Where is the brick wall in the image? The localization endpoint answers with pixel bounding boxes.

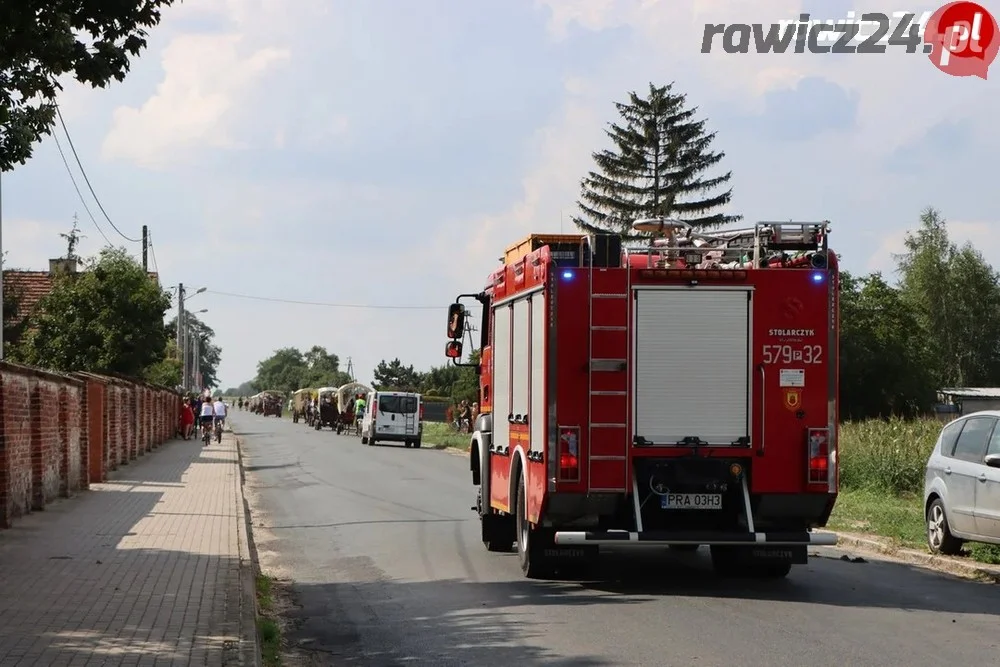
[0,362,182,529]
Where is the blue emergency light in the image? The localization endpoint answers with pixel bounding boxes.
[562,270,574,280]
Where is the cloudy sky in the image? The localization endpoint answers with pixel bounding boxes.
[4,0,998,388]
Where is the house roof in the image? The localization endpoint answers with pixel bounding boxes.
[938,388,1000,400]
[4,267,160,324]
[3,271,55,322]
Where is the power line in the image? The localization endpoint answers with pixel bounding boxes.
[147,232,160,275]
[204,289,447,310]
[54,103,141,243]
[51,131,113,247]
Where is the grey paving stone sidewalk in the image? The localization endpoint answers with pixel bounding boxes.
[0,431,258,666]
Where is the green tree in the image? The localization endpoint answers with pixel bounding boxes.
[838,271,936,419]
[251,346,356,394]
[253,347,308,394]
[223,380,256,396]
[166,313,221,389]
[451,348,481,404]
[0,0,179,171]
[895,207,1000,387]
[421,363,464,396]
[13,247,171,375]
[302,345,352,387]
[2,253,27,354]
[574,82,739,239]
[372,358,423,391]
[142,339,182,388]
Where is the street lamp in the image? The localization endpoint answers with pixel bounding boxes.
[176,282,207,389]
[176,284,206,348]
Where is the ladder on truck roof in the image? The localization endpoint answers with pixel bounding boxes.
[623,218,831,270]
[587,235,630,493]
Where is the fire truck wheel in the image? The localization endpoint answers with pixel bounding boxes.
[516,474,554,578]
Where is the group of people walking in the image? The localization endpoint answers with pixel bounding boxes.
[179,391,229,443]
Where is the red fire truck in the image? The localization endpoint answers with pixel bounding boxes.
[444,219,839,579]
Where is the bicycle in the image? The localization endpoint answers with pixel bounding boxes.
[201,420,212,445]
[354,414,363,437]
[214,417,224,443]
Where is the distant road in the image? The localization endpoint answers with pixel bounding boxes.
[234,412,999,667]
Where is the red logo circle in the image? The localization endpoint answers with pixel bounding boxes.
[924,1,1000,78]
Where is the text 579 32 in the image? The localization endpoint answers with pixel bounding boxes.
[762,344,823,364]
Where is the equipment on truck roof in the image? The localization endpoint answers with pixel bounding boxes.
[444,217,840,581]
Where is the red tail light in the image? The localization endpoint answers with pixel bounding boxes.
[807,428,830,484]
[419,403,424,420]
[372,401,377,417]
[558,426,580,482]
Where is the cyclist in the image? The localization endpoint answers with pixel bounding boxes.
[213,395,228,433]
[199,396,216,443]
[353,393,367,433]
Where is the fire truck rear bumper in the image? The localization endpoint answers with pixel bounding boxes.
[553,530,838,547]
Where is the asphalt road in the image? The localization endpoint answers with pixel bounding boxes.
[234,412,998,667]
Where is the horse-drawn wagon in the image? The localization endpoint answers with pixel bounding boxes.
[291,388,314,423]
[335,382,372,434]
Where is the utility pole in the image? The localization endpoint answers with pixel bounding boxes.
[177,283,185,348]
[182,322,189,391]
[142,225,148,271]
[193,335,201,392]
[178,284,186,390]
[346,357,355,382]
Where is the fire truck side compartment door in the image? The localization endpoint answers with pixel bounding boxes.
[530,293,546,453]
[633,287,752,446]
[493,304,511,454]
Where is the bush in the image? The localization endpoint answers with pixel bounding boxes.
[839,417,942,494]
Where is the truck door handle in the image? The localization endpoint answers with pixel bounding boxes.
[944,467,951,475]
[980,474,988,483]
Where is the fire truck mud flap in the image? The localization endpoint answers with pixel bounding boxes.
[553,530,837,547]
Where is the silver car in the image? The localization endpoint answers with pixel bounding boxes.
[923,411,1000,554]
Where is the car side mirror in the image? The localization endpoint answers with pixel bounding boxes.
[985,454,1000,469]
[445,340,463,359]
[447,303,466,339]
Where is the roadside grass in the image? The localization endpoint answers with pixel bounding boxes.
[423,422,471,450]
[255,574,282,666]
[832,418,1000,565]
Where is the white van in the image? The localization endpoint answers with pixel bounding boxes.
[361,391,423,448]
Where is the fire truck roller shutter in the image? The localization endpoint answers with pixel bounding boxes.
[490,303,512,508]
[510,297,532,513]
[632,287,752,446]
[529,293,546,455]
[511,299,530,426]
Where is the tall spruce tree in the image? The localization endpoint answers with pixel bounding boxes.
[574,82,739,239]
